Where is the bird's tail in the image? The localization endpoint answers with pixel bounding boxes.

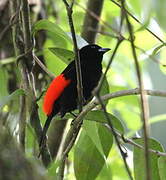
[39,115,53,149]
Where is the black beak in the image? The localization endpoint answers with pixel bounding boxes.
[98,48,111,53]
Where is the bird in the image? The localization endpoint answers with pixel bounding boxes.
[40,44,110,148]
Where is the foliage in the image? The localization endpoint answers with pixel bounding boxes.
[0,0,166,179]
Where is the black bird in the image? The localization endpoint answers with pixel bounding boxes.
[41,44,110,147]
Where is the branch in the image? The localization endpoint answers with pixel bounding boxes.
[92,13,133,177]
[10,0,51,166]
[81,0,104,43]
[74,88,166,132]
[21,0,34,72]
[77,1,166,65]
[9,0,29,152]
[110,0,165,44]
[89,29,166,66]
[94,38,123,94]
[104,125,166,157]
[62,0,84,112]
[76,2,120,36]
[57,87,166,179]
[94,93,133,180]
[33,53,55,79]
[121,1,151,179]
[57,0,84,178]
[18,95,26,151]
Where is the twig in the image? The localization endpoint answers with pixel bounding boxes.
[95,93,133,180]
[77,1,166,65]
[9,0,29,152]
[33,53,55,79]
[62,0,84,112]
[89,28,166,66]
[57,0,84,179]
[92,12,133,176]
[18,95,26,151]
[110,0,165,44]
[94,38,123,93]
[121,1,151,179]
[76,2,120,36]
[81,0,104,43]
[30,101,52,167]
[56,87,166,179]
[104,125,166,157]
[21,0,34,72]
[10,0,52,165]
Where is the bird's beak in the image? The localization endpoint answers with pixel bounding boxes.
[98,48,111,53]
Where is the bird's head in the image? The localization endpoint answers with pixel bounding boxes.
[79,44,110,64]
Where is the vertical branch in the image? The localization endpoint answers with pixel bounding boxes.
[21,0,34,72]
[95,94,133,180]
[81,0,104,43]
[93,40,133,180]
[94,38,123,93]
[20,0,52,166]
[121,0,150,179]
[10,0,51,165]
[18,95,26,151]
[56,0,85,178]
[9,0,29,152]
[62,0,84,112]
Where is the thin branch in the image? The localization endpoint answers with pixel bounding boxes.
[73,88,166,134]
[56,87,166,179]
[9,0,29,152]
[76,2,121,36]
[94,93,133,180]
[110,0,165,44]
[18,95,26,151]
[81,0,104,43]
[57,0,84,178]
[10,0,52,165]
[33,53,55,79]
[89,28,166,66]
[77,1,166,65]
[105,125,166,157]
[21,0,34,72]
[62,0,84,112]
[91,6,133,177]
[120,1,151,179]
[94,38,123,94]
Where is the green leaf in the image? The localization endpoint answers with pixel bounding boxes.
[100,76,109,105]
[152,43,166,56]
[43,39,66,75]
[74,129,106,180]
[83,121,113,158]
[155,0,166,29]
[149,114,166,124]
[96,163,112,180]
[0,57,15,65]
[49,47,74,64]
[32,19,72,45]
[133,138,164,180]
[0,89,25,109]
[0,67,8,99]
[67,33,88,48]
[127,0,141,16]
[158,156,166,180]
[85,110,124,133]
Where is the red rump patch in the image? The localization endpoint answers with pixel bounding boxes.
[43,74,71,116]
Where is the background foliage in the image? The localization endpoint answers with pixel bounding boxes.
[0,0,166,179]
